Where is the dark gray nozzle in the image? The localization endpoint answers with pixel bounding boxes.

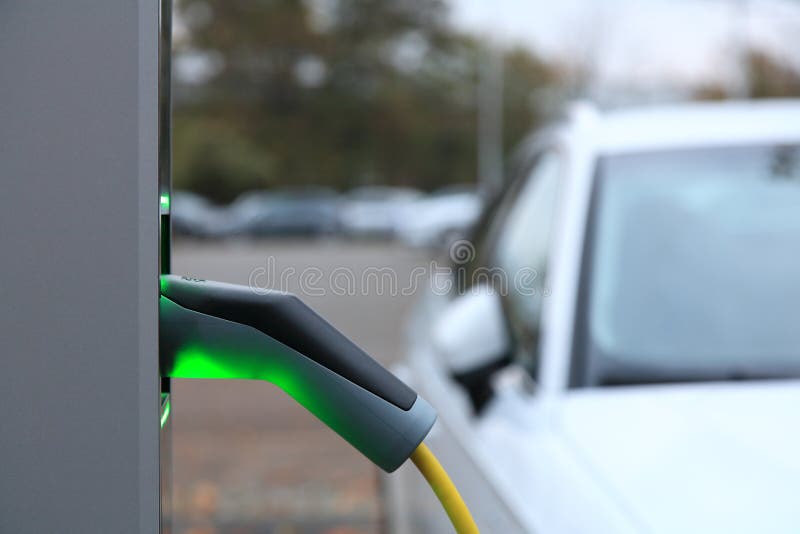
[159,275,436,472]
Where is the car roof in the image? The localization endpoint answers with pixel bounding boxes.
[569,100,800,155]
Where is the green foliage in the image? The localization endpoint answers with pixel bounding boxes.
[173,0,561,202]
[503,47,560,154]
[173,115,275,203]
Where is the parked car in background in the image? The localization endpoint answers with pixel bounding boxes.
[221,187,341,238]
[384,101,800,533]
[171,191,225,238]
[172,185,482,244]
[395,185,483,249]
[339,186,422,239]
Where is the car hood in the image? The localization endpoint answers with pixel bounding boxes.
[557,381,800,533]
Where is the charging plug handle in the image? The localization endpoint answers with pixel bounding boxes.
[159,275,436,472]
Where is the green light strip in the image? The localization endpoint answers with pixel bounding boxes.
[171,345,333,426]
[160,398,171,429]
[160,194,170,210]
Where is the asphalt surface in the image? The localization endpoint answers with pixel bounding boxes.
[169,239,431,534]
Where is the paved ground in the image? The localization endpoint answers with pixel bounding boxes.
[169,239,431,534]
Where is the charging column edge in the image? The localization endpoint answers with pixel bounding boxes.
[158,0,174,531]
[0,2,161,532]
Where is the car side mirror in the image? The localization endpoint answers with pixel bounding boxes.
[431,286,511,413]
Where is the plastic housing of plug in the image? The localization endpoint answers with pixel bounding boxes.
[159,275,436,472]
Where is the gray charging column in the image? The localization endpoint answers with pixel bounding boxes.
[0,2,160,533]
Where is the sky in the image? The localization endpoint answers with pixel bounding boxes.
[447,0,800,89]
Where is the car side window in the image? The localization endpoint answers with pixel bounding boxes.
[456,150,544,293]
[493,149,562,377]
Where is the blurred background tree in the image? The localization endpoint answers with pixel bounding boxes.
[173,1,800,204]
[173,0,562,203]
[695,47,800,101]
[746,49,800,99]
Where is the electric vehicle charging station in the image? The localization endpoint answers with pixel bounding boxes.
[0,3,477,532]
[1,2,166,532]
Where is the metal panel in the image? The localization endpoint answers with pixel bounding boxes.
[0,2,160,532]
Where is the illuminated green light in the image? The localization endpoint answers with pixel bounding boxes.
[173,346,303,395]
[160,398,171,429]
[170,345,329,424]
[160,194,170,210]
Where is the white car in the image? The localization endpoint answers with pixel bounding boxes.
[396,186,484,249]
[339,186,422,239]
[384,101,800,534]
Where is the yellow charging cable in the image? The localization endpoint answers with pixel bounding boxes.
[410,442,480,534]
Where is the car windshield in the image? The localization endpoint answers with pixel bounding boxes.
[573,144,800,387]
